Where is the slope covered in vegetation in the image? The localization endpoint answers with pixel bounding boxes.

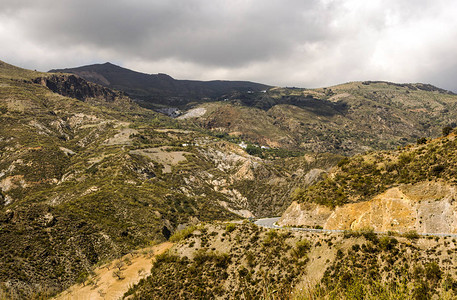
[0,61,337,298]
[293,133,457,208]
[124,223,457,299]
[183,81,457,155]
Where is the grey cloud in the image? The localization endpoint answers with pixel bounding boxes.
[9,0,328,66]
[1,0,457,91]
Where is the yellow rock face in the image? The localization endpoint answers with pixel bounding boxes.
[278,201,333,227]
[280,181,457,234]
[325,188,417,232]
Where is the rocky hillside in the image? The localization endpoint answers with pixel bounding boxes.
[280,132,457,233]
[50,63,457,156]
[32,74,129,105]
[0,60,337,298]
[181,82,457,155]
[49,63,270,108]
[5,58,457,299]
[123,222,457,299]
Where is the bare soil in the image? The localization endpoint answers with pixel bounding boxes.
[54,242,173,300]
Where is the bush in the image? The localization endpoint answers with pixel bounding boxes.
[262,230,279,246]
[292,239,311,258]
[442,126,453,136]
[75,271,89,285]
[225,223,236,233]
[338,157,350,167]
[417,137,427,145]
[169,225,197,242]
[403,230,420,240]
[379,236,398,251]
[425,262,442,283]
[360,228,378,243]
[245,144,262,156]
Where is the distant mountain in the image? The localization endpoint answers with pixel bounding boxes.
[179,81,457,155]
[49,62,270,108]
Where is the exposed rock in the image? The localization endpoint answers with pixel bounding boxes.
[280,181,457,234]
[279,201,332,227]
[40,213,56,227]
[0,175,27,192]
[59,147,76,156]
[156,107,181,118]
[219,200,254,218]
[130,147,190,173]
[178,107,206,119]
[303,168,326,185]
[233,160,255,180]
[104,128,138,145]
[33,74,129,103]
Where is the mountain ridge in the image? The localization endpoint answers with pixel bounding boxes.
[49,62,271,108]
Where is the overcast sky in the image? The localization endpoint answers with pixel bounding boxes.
[1,0,457,91]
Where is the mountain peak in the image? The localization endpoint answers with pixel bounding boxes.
[48,63,271,107]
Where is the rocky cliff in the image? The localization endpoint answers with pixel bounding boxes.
[33,74,130,104]
[280,181,457,234]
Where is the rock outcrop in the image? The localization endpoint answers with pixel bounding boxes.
[33,74,129,103]
[279,181,457,234]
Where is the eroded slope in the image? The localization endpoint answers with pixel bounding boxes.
[280,133,457,233]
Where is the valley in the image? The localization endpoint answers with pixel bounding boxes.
[2,60,457,299]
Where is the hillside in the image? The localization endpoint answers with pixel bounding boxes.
[5,59,457,299]
[181,82,457,155]
[49,63,270,108]
[50,63,457,156]
[123,222,457,299]
[280,132,457,233]
[0,60,336,298]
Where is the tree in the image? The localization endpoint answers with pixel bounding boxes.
[245,144,262,156]
[114,261,125,271]
[416,137,427,145]
[442,126,453,136]
[112,269,124,280]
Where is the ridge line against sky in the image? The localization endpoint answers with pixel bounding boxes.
[1,0,457,91]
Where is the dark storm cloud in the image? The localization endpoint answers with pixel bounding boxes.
[3,0,327,66]
[1,0,457,91]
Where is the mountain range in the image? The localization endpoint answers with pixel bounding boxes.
[2,59,457,299]
[51,62,457,156]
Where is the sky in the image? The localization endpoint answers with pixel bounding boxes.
[1,0,457,91]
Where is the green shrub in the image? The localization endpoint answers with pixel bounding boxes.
[169,225,197,242]
[425,262,442,283]
[442,126,453,136]
[417,137,427,145]
[225,223,236,233]
[379,236,398,251]
[360,228,378,243]
[292,239,311,258]
[403,230,420,240]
